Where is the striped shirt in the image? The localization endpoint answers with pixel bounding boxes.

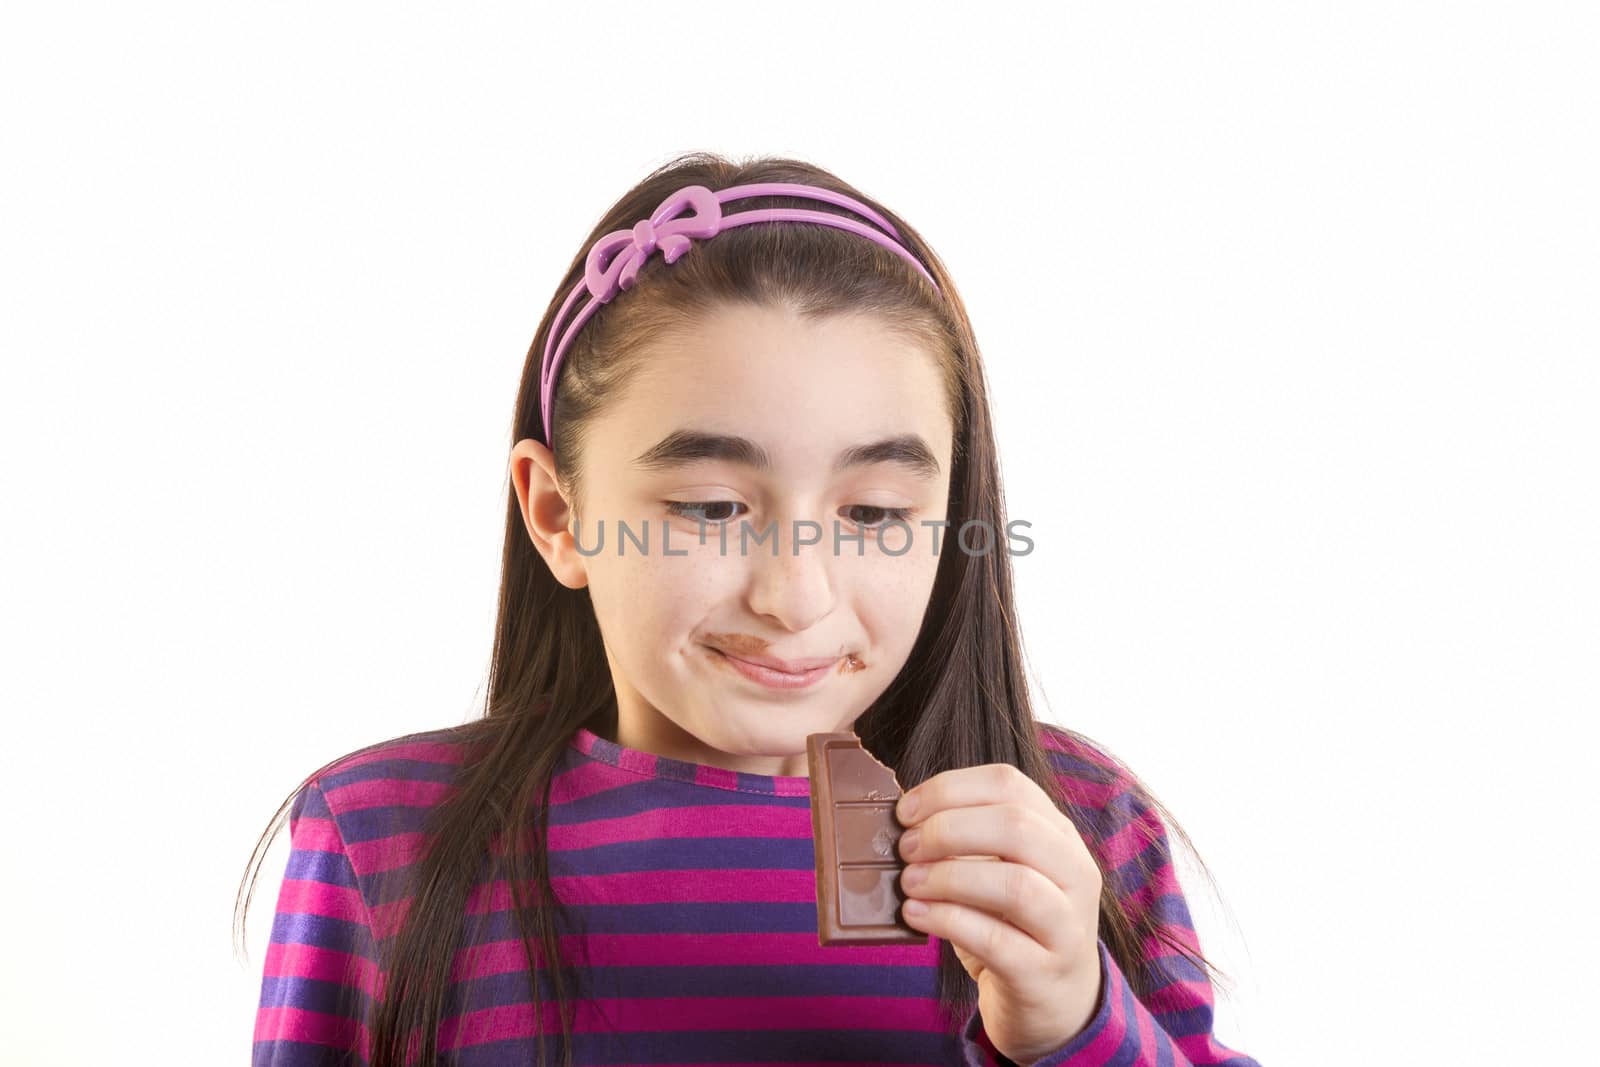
[253,721,1259,1066]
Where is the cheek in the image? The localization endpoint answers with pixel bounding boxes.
[846,549,942,646]
[587,549,738,645]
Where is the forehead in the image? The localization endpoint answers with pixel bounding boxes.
[596,303,953,475]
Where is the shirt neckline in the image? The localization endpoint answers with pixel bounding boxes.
[567,725,814,797]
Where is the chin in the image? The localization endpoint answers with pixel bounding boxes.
[720,709,843,745]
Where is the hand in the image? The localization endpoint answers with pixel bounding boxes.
[895,763,1104,1065]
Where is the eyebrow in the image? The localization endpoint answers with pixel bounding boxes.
[632,430,942,480]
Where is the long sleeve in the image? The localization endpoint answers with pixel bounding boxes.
[253,777,380,1067]
[960,761,1260,1067]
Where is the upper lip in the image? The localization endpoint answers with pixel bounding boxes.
[703,642,842,674]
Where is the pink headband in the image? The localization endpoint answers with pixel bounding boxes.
[537,181,940,444]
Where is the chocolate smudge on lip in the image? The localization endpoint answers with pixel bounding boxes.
[702,632,769,659]
[701,633,866,674]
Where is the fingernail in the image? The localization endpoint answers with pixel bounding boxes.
[898,790,919,824]
[902,863,928,890]
[900,828,921,857]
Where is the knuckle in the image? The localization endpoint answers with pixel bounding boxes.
[1003,804,1032,841]
[1004,864,1031,917]
[979,908,1004,959]
[983,911,1008,959]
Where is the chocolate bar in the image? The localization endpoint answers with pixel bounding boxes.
[806,731,928,946]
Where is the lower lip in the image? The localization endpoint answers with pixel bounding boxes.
[704,646,838,690]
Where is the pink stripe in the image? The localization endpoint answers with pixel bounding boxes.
[446,932,938,981]
[437,995,950,1047]
[369,895,415,941]
[551,759,649,803]
[287,814,344,853]
[263,940,380,996]
[1142,858,1180,895]
[273,877,368,925]
[685,762,810,796]
[1037,728,1128,774]
[447,937,544,982]
[1098,805,1164,869]
[1037,724,1103,760]
[1134,975,1158,1062]
[615,745,660,778]
[1180,1029,1246,1063]
[560,746,810,797]
[696,764,741,789]
[1116,860,1178,912]
[345,829,430,875]
[554,865,812,903]
[323,775,455,812]
[546,805,812,849]
[550,929,938,967]
[1143,919,1203,959]
[253,1005,370,1049]
[464,866,818,915]
[1145,976,1215,1013]
[1054,774,1127,810]
[461,813,816,866]
[1121,880,1158,914]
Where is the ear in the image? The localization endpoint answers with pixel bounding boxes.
[509,437,589,590]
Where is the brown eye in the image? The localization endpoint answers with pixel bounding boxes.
[665,501,747,524]
[842,505,914,529]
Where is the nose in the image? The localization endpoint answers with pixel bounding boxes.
[744,518,838,633]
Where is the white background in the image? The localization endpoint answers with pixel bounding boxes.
[2,3,1595,1064]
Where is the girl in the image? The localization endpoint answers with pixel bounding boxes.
[240,153,1261,1067]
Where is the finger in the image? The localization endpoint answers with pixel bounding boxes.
[897,762,1063,831]
[899,803,1093,898]
[901,856,1074,955]
[901,894,1055,978]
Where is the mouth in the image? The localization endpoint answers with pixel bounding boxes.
[702,645,843,690]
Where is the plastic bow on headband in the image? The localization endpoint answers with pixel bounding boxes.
[584,185,723,305]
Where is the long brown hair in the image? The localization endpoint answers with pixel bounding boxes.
[235,151,1223,1066]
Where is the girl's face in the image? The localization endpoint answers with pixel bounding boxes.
[516,301,954,776]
